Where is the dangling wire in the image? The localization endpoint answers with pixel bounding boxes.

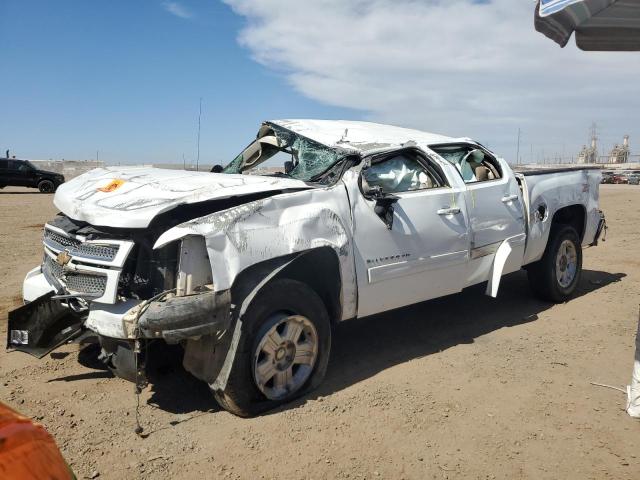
[129,289,176,437]
[134,338,144,436]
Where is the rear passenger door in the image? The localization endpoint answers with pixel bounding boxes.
[4,160,24,186]
[432,144,525,286]
[0,159,9,186]
[7,161,31,187]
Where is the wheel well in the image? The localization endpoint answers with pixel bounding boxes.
[551,204,586,242]
[273,247,342,325]
[230,247,343,325]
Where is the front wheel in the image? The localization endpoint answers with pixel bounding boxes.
[212,278,331,417]
[38,179,55,193]
[527,225,582,302]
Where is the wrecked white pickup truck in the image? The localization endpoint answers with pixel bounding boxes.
[8,120,606,416]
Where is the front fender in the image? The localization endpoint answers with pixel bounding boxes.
[154,186,357,320]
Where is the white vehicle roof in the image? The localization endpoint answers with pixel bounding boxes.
[270,119,470,155]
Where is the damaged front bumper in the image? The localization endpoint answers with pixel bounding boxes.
[7,285,233,385]
[7,292,84,359]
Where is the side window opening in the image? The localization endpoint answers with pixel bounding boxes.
[361,151,446,194]
[430,144,502,184]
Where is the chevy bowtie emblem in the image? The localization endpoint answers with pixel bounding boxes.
[56,250,72,267]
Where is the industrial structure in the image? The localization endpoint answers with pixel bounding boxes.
[577,122,631,165]
[577,123,599,164]
[608,135,630,164]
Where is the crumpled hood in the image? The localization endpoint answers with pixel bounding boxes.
[54,167,312,228]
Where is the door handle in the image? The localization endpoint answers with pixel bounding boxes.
[501,194,519,203]
[437,206,461,216]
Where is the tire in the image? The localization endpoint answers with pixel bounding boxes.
[527,225,582,303]
[38,179,55,193]
[212,278,331,417]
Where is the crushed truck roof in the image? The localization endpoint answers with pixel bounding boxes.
[270,119,469,155]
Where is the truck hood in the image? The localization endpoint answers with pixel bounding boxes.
[54,166,312,229]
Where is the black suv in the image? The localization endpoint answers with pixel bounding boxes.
[0,158,65,193]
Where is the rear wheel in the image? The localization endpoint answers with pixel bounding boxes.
[212,278,331,417]
[38,179,55,193]
[527,225,582,302]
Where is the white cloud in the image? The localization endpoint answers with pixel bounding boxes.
[162,1,193,19]
[223,0,640,162]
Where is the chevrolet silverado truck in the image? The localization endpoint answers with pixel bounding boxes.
[7,120,606,417]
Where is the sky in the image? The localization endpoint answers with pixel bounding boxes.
[1,0,638,167]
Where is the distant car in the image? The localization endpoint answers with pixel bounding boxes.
[0,158,65,193]
[628,174,640,185]
[601,172,614,184]
[612,173,628,184]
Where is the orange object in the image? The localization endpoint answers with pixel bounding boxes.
[0,402,74,480]
[97,178,125,192]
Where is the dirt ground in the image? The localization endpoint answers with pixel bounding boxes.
[1,184,639,479]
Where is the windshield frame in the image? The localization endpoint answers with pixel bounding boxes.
[222,122,350,183]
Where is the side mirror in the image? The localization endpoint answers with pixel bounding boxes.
[361,177,398,230]
[361,180,384,200]
[210,164,223,173]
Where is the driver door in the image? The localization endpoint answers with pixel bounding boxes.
[348,149,470,318]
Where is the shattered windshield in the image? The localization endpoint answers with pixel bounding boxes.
[222,123,343,182]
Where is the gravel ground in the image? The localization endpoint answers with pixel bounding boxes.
[1,184,639,479]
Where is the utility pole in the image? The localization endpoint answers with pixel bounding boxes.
[182,153,186,170]
[196,97,202,172]
[516,128,521,165]
[530,144,533,164]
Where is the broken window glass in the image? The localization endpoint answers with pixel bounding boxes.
[222,123,344,182]
[362,154,439,193]
[430,145,502,183]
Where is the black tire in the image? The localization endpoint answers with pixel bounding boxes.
[212,278,331,417]
[38,179,55,193]
[527,225,582,303]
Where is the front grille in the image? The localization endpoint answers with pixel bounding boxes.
[44,228,119,261]
[45,229,80,249]
[43,255,107,296]
[75,243,119,260]
[65,273,107,294]
[44,254,64,279]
